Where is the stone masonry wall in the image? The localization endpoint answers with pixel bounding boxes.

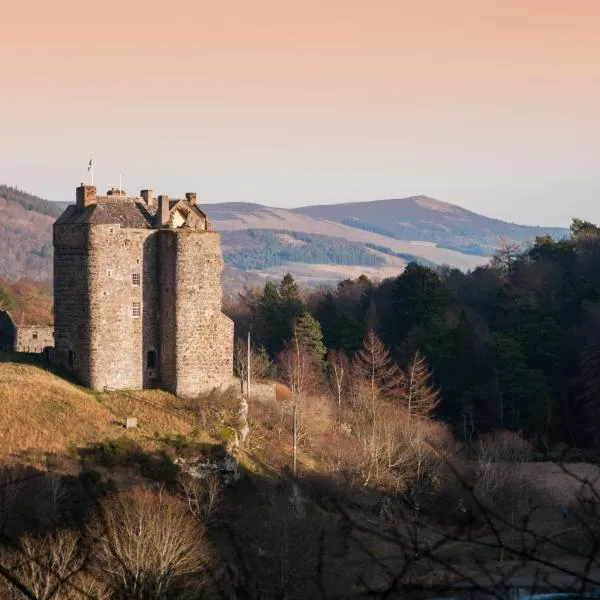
[53,224,91,384]
[160,230,235,396]
[14,326,54,353]
[87,226,159,390]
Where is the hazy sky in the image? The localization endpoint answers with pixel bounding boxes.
[2,0,599,226]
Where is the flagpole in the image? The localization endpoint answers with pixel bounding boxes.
[88,157,94,186]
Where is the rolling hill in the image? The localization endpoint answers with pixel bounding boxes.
[293,195,569,256]
[0,185,570,292]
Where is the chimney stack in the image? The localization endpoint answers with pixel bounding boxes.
[141,189,155,208]
[76,185,97,208]
[158,195,170,226]
[185,192,197,205]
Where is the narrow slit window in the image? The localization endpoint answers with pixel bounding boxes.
[132,302,141,318]
[132,273,141,286]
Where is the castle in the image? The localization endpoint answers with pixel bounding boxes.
[52,184,234,396]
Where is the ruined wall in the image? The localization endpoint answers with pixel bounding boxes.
[159,230,234,396]
[14,326,54,353]
[86,226,158,390]
[53,224,91,384]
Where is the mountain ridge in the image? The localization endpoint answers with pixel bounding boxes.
[0,184,571,289]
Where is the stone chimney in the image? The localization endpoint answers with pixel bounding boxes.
[158,195,170,226]
[185,192,197,205]
[76,184,97,208]
[141,189,155,208]
[107,188,127,197]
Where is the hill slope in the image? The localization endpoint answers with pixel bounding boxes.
[203,202,492,269]
[0,359,209,456]
[293,195,569,256]
[0,184,571,290]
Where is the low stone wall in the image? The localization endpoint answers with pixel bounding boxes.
[14,326,54,354]
[241,381,277,402]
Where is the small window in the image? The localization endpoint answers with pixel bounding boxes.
[106,269,112,277]
[32,332,38,340]
[132,273,141,286]
[147,350,157,369]
[108,227,114,234]
[132,302,141,318]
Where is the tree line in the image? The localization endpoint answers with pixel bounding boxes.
[227,218,600,452]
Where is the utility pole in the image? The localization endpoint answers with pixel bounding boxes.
[246,329,251,400]
[292,404,297,476]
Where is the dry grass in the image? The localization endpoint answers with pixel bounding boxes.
[0,363,115,455]
[99,390,202,441]
[0,363,214,460]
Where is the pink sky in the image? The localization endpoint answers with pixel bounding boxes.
[2,0,599,225]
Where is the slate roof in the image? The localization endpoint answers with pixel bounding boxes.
[56,196,208,229]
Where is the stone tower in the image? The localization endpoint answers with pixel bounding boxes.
[53,184,234,396]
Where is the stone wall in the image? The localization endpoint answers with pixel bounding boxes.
[14,326,54,353]
[53,223,91,384]
[160,230,235,396]
[86,226,159,391]
[241,381,277,402]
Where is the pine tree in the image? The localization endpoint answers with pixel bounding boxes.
[294,311,326,364]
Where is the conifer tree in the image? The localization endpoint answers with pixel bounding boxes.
[399,350,440,420]
[294,311,326,365]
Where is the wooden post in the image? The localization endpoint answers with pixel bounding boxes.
[247,329,251,401]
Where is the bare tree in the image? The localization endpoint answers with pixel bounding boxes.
[278,331,322,397]
[491,237,521,274]
[399,350,440,420]
[0,531,93,600]
[352,330,402,408]
[233,336,273,393]
[94,487,211,600]
[178,473,222,522]
[327,350,349,422]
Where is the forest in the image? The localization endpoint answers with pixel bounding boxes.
[227,218,600,453]
[221,229,386,270]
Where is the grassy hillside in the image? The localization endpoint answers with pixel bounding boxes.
[0,358,223,460]
[293,196,569,255]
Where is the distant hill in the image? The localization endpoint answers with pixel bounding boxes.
[293,195,569,256]
[0,188,57,281]
[0,184,572,292]
[0,185,67,218]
